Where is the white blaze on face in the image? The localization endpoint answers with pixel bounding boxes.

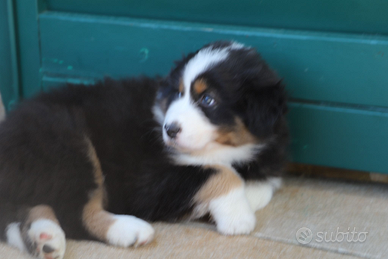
[163,94,216,150]
[163,43,244,151]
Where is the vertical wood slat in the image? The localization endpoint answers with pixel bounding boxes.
[13,0,43,99]
[0,0,20,110]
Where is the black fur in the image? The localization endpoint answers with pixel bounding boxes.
[0,41,288,243]
[0,78,216,240]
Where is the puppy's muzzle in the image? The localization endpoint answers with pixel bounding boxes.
[164,122,181,139]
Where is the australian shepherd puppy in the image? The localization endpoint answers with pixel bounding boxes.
[0,41,288,259]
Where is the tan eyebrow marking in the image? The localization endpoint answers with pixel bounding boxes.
[193,79,208,95]
[179,79,184,94]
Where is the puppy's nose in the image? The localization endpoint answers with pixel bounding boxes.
[164,122,181,139]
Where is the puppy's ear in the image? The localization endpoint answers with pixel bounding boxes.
[243,81,287,138]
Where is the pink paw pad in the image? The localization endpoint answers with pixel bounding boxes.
[39,233,52,240]
[28,220,66,259]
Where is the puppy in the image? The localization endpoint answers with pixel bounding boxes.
[0,41,288,259]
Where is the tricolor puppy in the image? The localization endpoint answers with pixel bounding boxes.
[0,41,288,259]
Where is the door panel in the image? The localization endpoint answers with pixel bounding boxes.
[14,0,42,98]
[46,0,388,35]
[9,0,388,174]
[40,12,388,107]
[289,102,388,173]
[0,0,19,110]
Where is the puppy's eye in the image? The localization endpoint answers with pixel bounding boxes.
[174,91,183,99]
[200,95,216,107]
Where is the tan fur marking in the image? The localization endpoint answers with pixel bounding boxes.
[26,205,59,225]
[85,137,105,188]
[82,137,114,241]
[216,118,257,146]
[82,189,115,241]
[178,80,184,94]
[194,165,243,205]
[21,205,60,242]
[193,79,208,95]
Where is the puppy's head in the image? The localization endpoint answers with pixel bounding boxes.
[154,41,287,154]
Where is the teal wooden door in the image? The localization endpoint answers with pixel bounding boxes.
[0,0,19,111]
[4,0,388,173]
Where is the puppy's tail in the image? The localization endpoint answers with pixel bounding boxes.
[0,91,5,122]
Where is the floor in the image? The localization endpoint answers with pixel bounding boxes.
[1,176,387,259]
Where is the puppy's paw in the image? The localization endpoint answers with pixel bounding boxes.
[209,187,256,235]
[28,219,66,259]
[245,180,276,212]
[216,210,256,235]
[106,215,154,247]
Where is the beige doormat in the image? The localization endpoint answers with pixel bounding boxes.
[1,177,386,259]
[253,177,387,259]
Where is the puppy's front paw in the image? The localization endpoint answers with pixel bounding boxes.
[216,210,256,235]
[106,215,154,247]
[28,219,66,259]
[209,188,256,235]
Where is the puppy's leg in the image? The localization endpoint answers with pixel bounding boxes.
[19,205,66,259]
[194,165,255,235]
[82,138,154,247]
[82,188,154,247]
[245,177,282,212]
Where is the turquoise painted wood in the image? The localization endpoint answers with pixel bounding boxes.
[0,0,20,110]
[288,102,388,173]
[46,0,388,35]
[9,0,388,174]
[14,0,43,98]
[39,12,388,108]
